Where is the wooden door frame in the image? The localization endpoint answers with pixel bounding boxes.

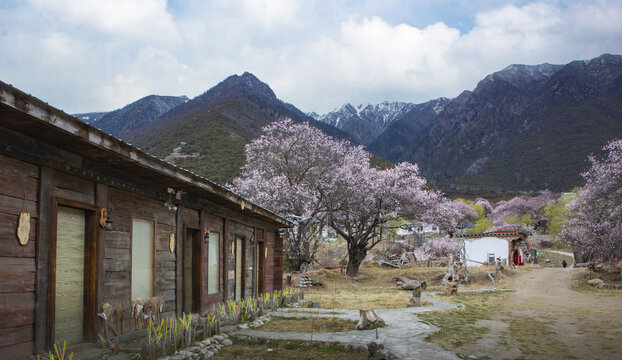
[234,235,246,300]
[258,241,265,295]
[183,225,203,314]
[49,198,99,346]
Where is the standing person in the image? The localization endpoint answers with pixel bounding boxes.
[562,259,568,268]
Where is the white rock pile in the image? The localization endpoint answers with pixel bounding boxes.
[159,333,233,360]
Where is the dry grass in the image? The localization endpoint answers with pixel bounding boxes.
[254,317,358,333]
[212,339,365,359]
[419,292,570,359]
[571,270,622,294]
[295,263,512,309]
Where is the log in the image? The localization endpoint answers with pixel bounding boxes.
[356,309,385,330]
[393,276,426,291]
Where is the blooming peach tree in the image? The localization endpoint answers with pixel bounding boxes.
[232,119,371,270]
[233,119,440,276]
[559,139,622,262]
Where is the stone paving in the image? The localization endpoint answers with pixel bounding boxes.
[231,293,465,360]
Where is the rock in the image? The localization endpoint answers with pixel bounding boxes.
[237,323,249,329]
[223,339,233,346]
[169,355,184,360]
[249,320,264,328]
[212,335,225,342]
[613,283,622,289]
[204,350,214,358]
[200,339,211,346]
[587,278,604,286]
[222,333,229,339]
[187,346,201,353]
[468,355,479,360]
[596,282,610,289]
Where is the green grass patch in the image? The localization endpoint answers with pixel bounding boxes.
[417,293,506,348]
[253,317,358,333]
[212,339,364,359]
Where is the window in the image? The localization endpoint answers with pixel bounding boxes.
[132,219,154,301]
[208,232,219,294]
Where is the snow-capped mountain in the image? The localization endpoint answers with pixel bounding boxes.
[312,101,418,145]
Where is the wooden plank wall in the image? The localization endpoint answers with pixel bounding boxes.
[273,233,284,291]
[105,189,178,324]
[0,153,38,358]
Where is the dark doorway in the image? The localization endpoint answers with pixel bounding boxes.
[183,228,202,314]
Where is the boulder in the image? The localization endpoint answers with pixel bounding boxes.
[587,278,604,286]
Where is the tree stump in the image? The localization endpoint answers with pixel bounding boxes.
[366,335,387,360]
[356,309,386,330]
[407,284,422,307]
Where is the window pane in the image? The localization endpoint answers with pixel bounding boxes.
[132,219,154,301]
[208,233,219,294]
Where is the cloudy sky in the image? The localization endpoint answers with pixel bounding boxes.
[1,0,621,114]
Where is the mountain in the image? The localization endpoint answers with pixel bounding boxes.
[369,54,622,196]
[125,72,353,184]
[367,97,451,160]
[91,95,188,137]
[73,112,108,124]
[313,101,418,145]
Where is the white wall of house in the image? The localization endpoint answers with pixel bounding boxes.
[464,237,509,266]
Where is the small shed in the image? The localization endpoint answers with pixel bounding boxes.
[458,231,527,267]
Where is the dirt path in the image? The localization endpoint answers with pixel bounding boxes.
[461,267,622,360]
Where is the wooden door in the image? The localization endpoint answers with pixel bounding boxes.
[235,237,244,301]
[54,206,86,344]
[183,228,201,313]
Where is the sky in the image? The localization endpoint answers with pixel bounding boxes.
[1,0,621,114]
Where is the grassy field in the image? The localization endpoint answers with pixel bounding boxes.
[253,317,358,333]
[537,249,573,268]
[212,339,365,359]
[299,263,511,309]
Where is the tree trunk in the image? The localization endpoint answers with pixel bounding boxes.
[346,246,366,277]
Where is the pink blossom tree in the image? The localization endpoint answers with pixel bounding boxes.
[425,200,478,236]
[233,119,441,276]
[232,119,365,270]
[489,191,556,234]
[559,139,622,262]
[326,162,440,276]
[414,236,461,261]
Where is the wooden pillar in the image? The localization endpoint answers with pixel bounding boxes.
[35,167,52,351]
[175,205,183,315]
[94,184,107,338]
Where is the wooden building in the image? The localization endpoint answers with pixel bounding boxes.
[0,81,290,358]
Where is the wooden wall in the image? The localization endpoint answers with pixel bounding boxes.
[0,153,38,358]
[0,134,285,359]
[105,189,178,322]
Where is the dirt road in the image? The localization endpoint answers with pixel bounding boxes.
[462,267,622,360]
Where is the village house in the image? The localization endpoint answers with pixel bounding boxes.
[0,81,291,358]
[458,231,527,267]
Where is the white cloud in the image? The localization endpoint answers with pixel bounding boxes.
[0,1,621,114]
[29,0,179,43]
